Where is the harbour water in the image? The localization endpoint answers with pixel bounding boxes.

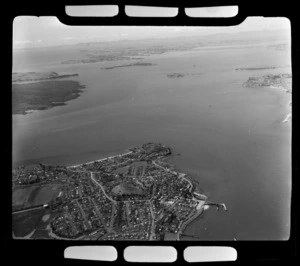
[12,39,291,240]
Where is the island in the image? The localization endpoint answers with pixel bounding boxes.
[12,143,226,240]
[243,73,292,93]
[167,73,185,78]
[12,72,85,115]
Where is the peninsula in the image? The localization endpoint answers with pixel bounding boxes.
[243,73,292,124]
[243,73,292,93]
[12,143,226,240]
[12,72,85,115]
[12,72,79,83]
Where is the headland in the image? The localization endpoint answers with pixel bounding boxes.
[12,143,225,240]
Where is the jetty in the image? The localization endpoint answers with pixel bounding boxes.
[204,201,227,211]
[193,192,208,201]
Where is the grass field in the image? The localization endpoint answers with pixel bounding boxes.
[31,184,62,205]
[113,166,129,174]
[13,184,62,210]
[30,229,51,239]
[112,182,143,195]
[12,186,39,210]
[12,208,57,238]
[12,209,46,237]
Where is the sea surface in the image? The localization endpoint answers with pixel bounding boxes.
[12,40,291,240]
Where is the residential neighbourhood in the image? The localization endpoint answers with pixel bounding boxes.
[12,143,215,240]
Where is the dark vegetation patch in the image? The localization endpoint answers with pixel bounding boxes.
[12,80,85,115]
[12,184,62,211]
[112,182,143,195]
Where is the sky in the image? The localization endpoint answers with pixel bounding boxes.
[12,5,290,49]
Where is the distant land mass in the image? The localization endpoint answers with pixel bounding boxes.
[235,67,277,71]
[52,29,290,66]
[267,43,289,51]
[60,42,197,65]
[12,72,79,83]
[102,62,156,70]
[243,73,292,93]
[12,73,85,115]
[61,55,142,65]
[243,73,292,124]
[167,73,185,78]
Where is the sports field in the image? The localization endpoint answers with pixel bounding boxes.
[13,184,62,210]
[112,182,143,195]
[12,209,46,237]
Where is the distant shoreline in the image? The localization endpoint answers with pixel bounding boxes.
[102,62,156,70]
[68,151,133,168]
[12,71,79,83]
[12,147,132,168]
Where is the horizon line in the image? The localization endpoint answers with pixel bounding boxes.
[13,27,288,51]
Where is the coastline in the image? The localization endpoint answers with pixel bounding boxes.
[164,162,207,240]
[12,147,133,168]
[177,201,205,240]
[175,168,207,240]
[13,144,209,241]
[67,147,208,241]
[68,151,133,168]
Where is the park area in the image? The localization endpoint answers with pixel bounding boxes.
[12,183,62,210]
[112,182,143,195]
[12,183,62,237]
[12,208,47,237]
